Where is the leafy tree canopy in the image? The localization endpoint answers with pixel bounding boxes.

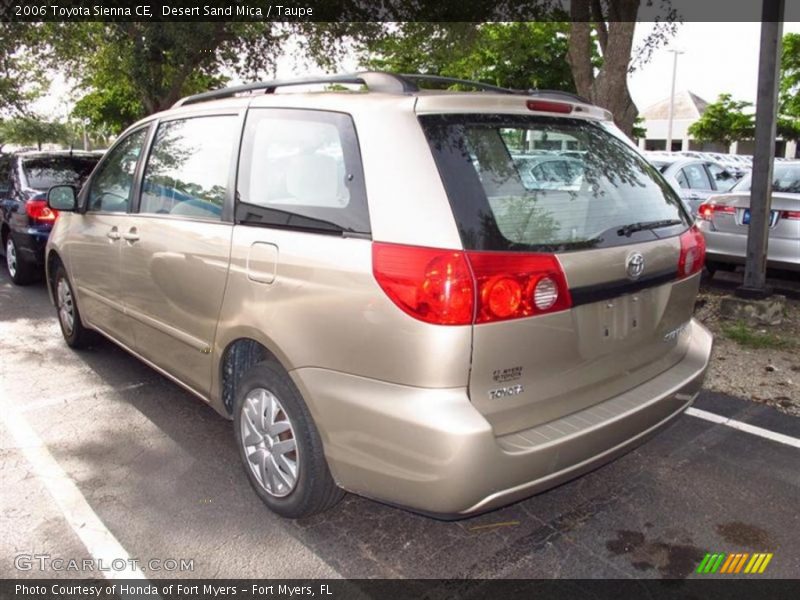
[779,32,800,141]
[359,22,577,92]
[688,93,755,147]
[0,116,75,150]
[0,24,46,116]
[43,22,286,134]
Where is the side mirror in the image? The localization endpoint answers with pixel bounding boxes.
[48,185,77,212]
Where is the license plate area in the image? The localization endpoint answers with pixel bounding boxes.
[600,290,646,342]
[741,208,779,227]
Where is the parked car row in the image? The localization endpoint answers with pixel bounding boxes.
[698,161,800,274]
[643,151,799,274]
[644,153,738,215]
[647,150,753,179]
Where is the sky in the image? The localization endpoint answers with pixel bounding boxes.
[629,22,800,111]
[33,22,800,119]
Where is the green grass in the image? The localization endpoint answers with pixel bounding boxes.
[722,321,797,350]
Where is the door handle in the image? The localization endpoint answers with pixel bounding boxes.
[122,228,139,243]
[107,228,120,241]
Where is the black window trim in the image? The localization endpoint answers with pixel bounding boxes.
[234,107,371,237]
[80,123,154,215]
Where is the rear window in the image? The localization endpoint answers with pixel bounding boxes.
[21,156,99,191]
[732,163,800,194]
[419,115,688,252]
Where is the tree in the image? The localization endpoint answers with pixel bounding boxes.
[44,23,286,133]
[778,32,800,142]
[0,24,45,116]
[632,116,647,141]
[0,116,73,150]
[359,22,577,92]
[688,94,755,147]
[312,9,676,139]
[567,0,678,137]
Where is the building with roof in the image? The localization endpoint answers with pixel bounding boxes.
[638,90,719,152]
[637,90,797,158]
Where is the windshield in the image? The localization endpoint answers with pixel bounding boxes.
[420,114,689,252]
[21,156,99,191]
[731,163,800,194]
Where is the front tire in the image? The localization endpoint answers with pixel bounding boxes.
[233,361,344,518]
[53,264,97,348]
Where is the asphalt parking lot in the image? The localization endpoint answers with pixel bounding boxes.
[2,268,799,580]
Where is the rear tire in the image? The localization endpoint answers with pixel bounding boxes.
[233,361,344,518]
[53,264,97,348]
[5,236,37,285]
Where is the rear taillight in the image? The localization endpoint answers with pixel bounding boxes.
[697,203,735,220]
[372,243,473,325]
[26,199,58,223]
[467,251,572,323]
[781,210,800,220]
[372,243,571,326]
[678,225,706,279]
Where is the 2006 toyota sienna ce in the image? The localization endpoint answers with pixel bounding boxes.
[45,72,713,519]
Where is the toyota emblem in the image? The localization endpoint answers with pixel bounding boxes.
[626,252,645,280]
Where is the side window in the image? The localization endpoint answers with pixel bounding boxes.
[682,163,712,190]
[706,163,735,192]
[140,115,238,220]
[675,169,690,189]
[88,128,148,213]
[237,109,370,234]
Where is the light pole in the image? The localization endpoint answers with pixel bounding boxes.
[665,49,685,152]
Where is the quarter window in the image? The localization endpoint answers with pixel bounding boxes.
[140,116,238,220]
[87,128,148,213]
[237,109,370,234]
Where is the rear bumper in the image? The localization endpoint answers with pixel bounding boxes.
[291,319,713,517]
[10,227,49,266]
[700,226,800,271]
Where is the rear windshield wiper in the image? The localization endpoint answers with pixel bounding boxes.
[617,219,683,237]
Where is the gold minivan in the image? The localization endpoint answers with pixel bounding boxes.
[46,73,713,518]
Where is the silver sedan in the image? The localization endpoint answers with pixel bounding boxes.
[646,155,738,215]
[696,161,800,273]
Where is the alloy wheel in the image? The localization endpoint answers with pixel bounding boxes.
[5,238,17,278]
[239,388,299,497]
[56,277,75,335]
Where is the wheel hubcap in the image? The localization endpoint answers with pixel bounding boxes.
[6,239,16,278]
[240,388,298,497]
[57,277,75,335]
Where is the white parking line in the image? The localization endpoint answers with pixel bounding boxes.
[0,389,145,580]
[686,407,800,450]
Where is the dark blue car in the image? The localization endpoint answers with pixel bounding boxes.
[0,151,101,284]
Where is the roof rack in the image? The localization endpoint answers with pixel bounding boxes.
[172,71,594,108]
[173,72,413,107]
